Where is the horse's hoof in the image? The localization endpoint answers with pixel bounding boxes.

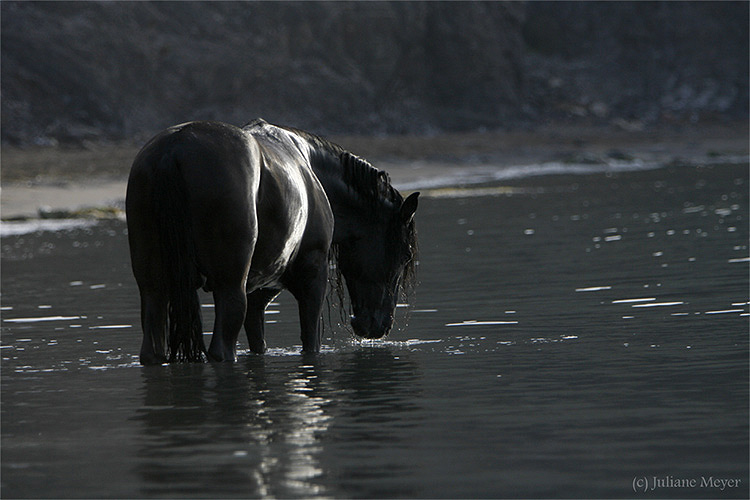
[301,345,321,355]
[207,348,236,362]
[247,341,266,355]
[140,354,168,366]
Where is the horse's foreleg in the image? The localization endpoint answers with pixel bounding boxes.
[289,253,329,353]
[244,288,280,354]
[208,284,247,362]
[139,289,168,365]
[298,292,325,352]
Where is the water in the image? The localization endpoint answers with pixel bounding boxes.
[2,162,748,498]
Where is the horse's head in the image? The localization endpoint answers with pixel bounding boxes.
[335,191,419,339]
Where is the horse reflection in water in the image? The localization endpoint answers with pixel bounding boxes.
[133,351,421,497]
[126,119,419,364]
[134,361,332,497]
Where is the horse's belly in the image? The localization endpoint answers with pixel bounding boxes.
[247,226,304,290]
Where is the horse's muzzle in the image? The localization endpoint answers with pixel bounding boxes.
[351,312,392,339]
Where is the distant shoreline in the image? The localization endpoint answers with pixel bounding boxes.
[2,121,747,220]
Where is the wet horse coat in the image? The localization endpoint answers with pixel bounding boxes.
[126,119,418,364]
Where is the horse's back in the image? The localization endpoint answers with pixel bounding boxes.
[132,121,259,201]
[128,121,260,205]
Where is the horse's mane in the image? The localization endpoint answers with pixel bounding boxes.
[284,126,403,210]
[246,118,402,208]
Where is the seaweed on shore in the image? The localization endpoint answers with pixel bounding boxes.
[2,205,124,222]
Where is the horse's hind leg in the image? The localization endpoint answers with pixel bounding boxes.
[139,288,168,365]
[244,288,281,354]
[208,284,247,362]
[195,210,256,362]
[128,211,168,365]
[202,239,254,362]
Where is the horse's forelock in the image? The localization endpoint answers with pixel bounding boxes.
[325,227,418,337]
[400,216,419,295]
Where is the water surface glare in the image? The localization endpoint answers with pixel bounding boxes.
[2,163,748,498]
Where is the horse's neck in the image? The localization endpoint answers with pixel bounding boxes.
[309,158,356,210]
[309,154,369,244]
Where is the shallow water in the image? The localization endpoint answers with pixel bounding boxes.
[2,162,748,498]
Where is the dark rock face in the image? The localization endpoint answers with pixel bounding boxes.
[1,1,747,145]
[521,2,749,124]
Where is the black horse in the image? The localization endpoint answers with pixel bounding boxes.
[126,119,419,364]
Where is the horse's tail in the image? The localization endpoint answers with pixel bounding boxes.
[153,153,205,362]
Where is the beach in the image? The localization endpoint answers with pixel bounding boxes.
[2,122,747,220]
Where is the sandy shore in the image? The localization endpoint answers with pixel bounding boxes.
[2,122,747,219]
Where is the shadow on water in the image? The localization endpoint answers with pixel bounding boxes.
[132,348,421,498]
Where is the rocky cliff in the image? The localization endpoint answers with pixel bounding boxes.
[2,1,747,145]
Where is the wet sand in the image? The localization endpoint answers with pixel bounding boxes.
[2,122,747,219]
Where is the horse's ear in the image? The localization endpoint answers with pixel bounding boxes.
[400,192,419,224]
